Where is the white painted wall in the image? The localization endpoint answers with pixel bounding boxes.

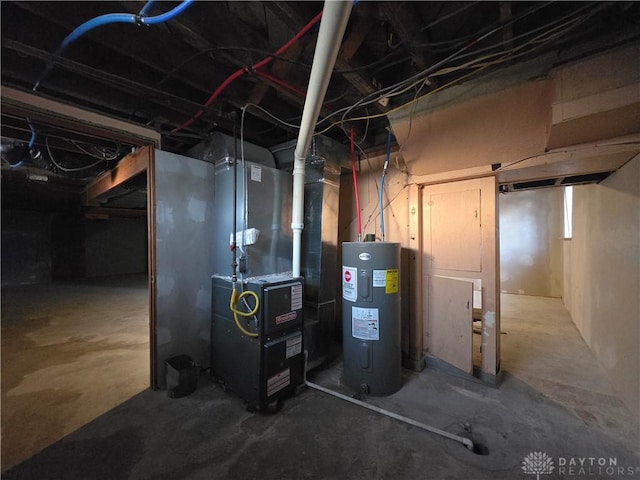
[564,154,640,420]
[500,188,563,297]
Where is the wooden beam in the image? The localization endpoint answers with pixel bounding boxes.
[3,40,223,121]
[268,2,387,113]
[407,183,424,367]
[14,2,214,100]
[1,86,161,148]
[338,7,373,63]
[165,8,333,123]
[413,165,496,186]
[85,207,147,219]
[379,2,442,92]
[83,145,152,205]
[334,9,388,113]
[380,2,428,71]
[248,41,305,105]
[500,2,514,53]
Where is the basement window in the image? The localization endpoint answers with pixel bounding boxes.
[563,185,573,239]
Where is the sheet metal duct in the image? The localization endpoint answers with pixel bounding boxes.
[273,136,347,369]
[188,131,276,168]
[188,134,291,278]
[189,132,346,370]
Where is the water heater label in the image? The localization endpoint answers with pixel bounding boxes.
[373,270,386,287]
[385,269,399,294]
[342,266,357,302]
[352,307,379,341]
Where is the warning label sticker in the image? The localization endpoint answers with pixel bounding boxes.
[286,334,302,359]
[352,306,379,341]
[267,368,290,397]
[342,266,357,302]
[291,284,303,311]
[385,269,399,294]
[373,270,386,287]
[250,165,262,182]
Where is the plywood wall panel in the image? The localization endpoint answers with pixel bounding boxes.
[391,80,554,176]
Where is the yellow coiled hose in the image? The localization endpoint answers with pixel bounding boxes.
[229,288,259,338]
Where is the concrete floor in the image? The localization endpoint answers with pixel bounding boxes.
[2,287,639,479]
[500,294,639,451]
[1,275,149,472]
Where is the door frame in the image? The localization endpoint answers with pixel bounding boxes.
[419,176,501,384]
[2,86,161,388]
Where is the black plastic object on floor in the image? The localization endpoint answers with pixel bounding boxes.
[165,354,199,398]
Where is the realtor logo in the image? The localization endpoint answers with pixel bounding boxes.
[522,451,555,480]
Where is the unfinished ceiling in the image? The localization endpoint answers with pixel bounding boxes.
[1,1,639,195]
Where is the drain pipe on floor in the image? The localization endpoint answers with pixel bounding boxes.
[306,381,475,452]
[291,0,352,277]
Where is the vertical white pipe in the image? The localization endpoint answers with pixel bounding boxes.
[292,0,352,277]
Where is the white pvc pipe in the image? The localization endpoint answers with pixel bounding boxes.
[291,1,352,277]
[306,381,475,451]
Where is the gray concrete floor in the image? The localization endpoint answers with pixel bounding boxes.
[2,287,639,479]
[499,294,639,451]
[1,274,149,472]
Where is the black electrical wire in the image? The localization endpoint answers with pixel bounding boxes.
[316,0,603,129]
[331,23,509,127]
[155,46,313,88]
[370,54,414,77]
[232,111,238,283]
[386,1,481,49]
[432,3,601,70]
[45,135,105,173]
[410,1,593,51]
[334,49,410,74]
[401,0,556,55]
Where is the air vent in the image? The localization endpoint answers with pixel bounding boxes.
[512,178,557,190]
[560,172,612,185]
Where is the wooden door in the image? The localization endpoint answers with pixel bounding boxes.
[421,177,499,379]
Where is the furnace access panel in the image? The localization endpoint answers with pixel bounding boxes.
[211,275,304,411]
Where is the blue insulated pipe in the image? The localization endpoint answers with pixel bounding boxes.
[139,1,156,17]
[34,0,194,91]
[140,0,194,24]
[10,121,37,168]
[379,129,391,241]
[60,0,194,51]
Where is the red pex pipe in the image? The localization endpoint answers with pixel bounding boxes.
[350,128,362,241]
[254,11,323,71]
[255,70,306,98]
[172,11,323,134]
[173,68,245,132]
